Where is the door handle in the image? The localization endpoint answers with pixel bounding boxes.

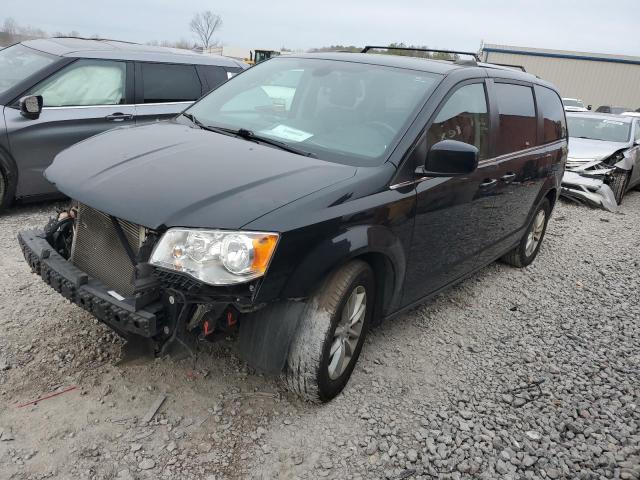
[479,178,498,190]
[105,112,133,122]
[501,173,517,183]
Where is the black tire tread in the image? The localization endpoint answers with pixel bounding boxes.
[0,153,16,212]
[283,260,371,403]
[0,165,9,212]
[501,244,525,268]
[501,198,551,268]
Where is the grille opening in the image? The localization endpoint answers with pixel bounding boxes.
[71,204,144,296]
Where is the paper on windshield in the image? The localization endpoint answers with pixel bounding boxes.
[261,125,313,143]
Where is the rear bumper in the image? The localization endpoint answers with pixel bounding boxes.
[18,229,163,337]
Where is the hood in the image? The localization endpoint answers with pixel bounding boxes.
[45,121,356,229]
[567,137,628,161]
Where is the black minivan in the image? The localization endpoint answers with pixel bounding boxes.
[19,48,567,402]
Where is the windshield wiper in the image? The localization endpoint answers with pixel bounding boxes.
[181,113,236,138]
[235,128,316,157]
[181,115,315,157]
[216,127,315,157]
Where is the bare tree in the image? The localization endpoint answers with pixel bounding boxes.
[189,11,222,50]
[3,17,18,36]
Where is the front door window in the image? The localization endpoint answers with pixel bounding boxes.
[30,59,126,107]
[427,82,490,159]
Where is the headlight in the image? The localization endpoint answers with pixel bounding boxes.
[149,229,279,285]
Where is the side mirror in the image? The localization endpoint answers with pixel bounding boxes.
[587,105,592,111]
[422,140,479,177]
[19,95,43,120]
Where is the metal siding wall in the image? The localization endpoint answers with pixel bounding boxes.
[485,51,640,110]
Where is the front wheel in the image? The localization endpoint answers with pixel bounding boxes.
[0,166,11,212]
[283,260,374,403]
[501,198,550,268]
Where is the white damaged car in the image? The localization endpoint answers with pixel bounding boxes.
[561,112,640,210]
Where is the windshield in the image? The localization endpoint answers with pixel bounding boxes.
[567,116,631,143]
[186,57,441,165]
[0,44,57,96]
[562,99,583,108]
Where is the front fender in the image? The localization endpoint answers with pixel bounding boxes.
[614,150,634,171]
[281,224,406,312]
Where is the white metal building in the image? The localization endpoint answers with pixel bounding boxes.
[481,43,640,111]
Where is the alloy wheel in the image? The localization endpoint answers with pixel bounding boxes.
[327,285,366,380]
[525,209,546,257]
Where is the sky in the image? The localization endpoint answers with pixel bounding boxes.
[3,0,638,56]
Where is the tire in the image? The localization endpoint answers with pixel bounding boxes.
[283,260,374,403]
[0,152,17,212]
[0,165,11,212]
[609,171,630,205]
[501,198,551,268]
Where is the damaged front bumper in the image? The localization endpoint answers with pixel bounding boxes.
[18,230,164,337]
[560,153,632,211]
[561,171,619,212]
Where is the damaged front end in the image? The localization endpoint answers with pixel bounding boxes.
[18,202,266,358]
[560,150,632,211]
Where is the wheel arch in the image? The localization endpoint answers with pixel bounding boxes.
[525,179,559,224]
[279,224,406,320]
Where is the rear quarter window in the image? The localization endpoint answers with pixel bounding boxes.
[494,83,537,155]
[536,86,567,143]
[141,63,202,103]
[199,65,228,92]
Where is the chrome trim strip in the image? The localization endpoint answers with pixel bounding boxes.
[42,101,193,110]
[135,101,193,107]
[479,140,565,165]
[389,177,430,190]
[43,104,135,110]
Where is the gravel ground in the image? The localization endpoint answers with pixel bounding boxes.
[0,192,639,480]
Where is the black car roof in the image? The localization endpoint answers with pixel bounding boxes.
[21,37,245,68]
[289,52,461,74]
[286,52,546,85]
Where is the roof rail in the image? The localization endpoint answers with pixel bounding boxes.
[361,45,480,62]
[52,36,140,45]
[488,62,527,72]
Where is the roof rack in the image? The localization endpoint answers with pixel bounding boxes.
[52,36,140,45]
[361,45,480,62]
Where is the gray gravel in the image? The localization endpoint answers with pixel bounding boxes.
[0,192,639,480]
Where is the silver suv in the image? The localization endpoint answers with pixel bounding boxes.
[0,37,245,209]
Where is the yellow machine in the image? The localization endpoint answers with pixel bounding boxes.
[245,49,280,65]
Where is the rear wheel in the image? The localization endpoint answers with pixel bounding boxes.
[501,198,550,268]
[283,260,374,403]
[609,170,630,205]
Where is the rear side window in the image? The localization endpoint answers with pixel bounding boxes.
[427,83,490,160]
[635,120,640,142]
[200,66,228,92]
[141,63,201,103]
[495,83,536,155]
[536,87,566,143]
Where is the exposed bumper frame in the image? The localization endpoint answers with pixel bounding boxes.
[18,229,163,337]
[560,171,618,212]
